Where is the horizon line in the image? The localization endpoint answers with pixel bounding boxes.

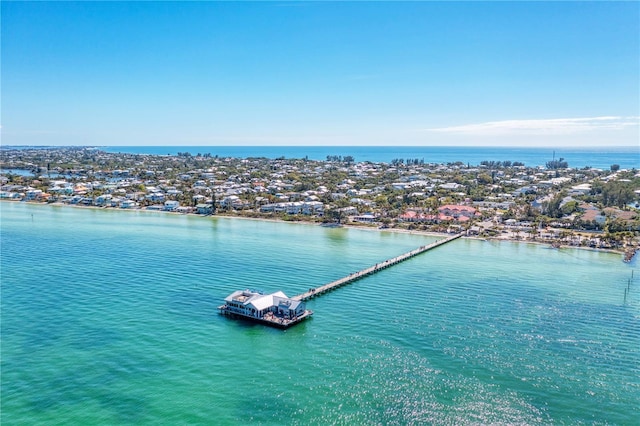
[2,144,638,149]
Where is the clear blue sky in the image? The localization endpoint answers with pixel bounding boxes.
[2,1,638,147]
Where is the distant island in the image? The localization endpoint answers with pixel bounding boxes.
[1,146,638,259]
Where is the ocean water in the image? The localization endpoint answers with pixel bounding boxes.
[100,145,640,170]
[1,202,639,425]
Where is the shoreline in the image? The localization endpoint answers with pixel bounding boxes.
[2,199,631,259]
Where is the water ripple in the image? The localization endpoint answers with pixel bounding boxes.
[1,203,638,424]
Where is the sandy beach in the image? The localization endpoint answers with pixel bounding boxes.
[4,199,631,260]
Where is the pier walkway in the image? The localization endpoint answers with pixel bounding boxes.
[292,232,464,301]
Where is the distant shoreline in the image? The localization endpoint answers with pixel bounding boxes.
[2,199,628,259]
[94,145,640,170]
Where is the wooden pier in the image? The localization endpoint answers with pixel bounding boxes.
[292,232,464,301]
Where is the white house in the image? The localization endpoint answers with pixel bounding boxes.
[352,213,378,223]
[220,290,308,321]
[164,200,180,211]
[302,201,324,215]
[25,189,43,200]
[439,182,464,190]
[120,199,138,209]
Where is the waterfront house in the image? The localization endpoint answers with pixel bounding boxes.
[219,290,311,328]
[196,204,213,215]
[286,201,304,214]
[302,201,324,215]
[220,195,241,209]
[259,204,276,213]
[259,201,324,216]
[120,199,138,209]
[25,189,43,200]
[68,195,84,204]
[227,290,306,318]
[164,200,180,211]
[352,213,378,223]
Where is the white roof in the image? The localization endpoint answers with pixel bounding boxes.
[225,290,292,311]
[249,294,275,311]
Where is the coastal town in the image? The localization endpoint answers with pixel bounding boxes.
[1,146,639,259]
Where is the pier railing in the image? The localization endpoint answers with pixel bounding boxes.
[292,232,464,301]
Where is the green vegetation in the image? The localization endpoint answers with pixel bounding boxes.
[2,147,638,252]
[546,158,569,169]
[592,175,639,208]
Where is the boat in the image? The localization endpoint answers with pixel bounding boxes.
[218,289,313,328]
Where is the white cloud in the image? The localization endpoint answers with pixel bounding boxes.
[427,116,640,136]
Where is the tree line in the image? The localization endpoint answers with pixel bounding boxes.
[326,155,355,163]
[479,160,525,168]
[391,158,425,166]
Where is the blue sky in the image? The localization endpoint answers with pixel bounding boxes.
[2,1,638,147]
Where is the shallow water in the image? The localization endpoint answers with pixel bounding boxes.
[2,202,638,424]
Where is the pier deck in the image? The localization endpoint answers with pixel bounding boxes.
[292,232,464,301]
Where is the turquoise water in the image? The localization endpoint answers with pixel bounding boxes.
[99,145,640,170]
[1,202,639,425]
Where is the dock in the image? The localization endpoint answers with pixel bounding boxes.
[292,232,464,301]
[218,305,313,328]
